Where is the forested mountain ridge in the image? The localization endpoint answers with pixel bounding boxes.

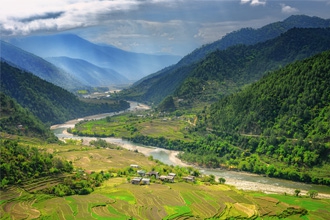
[182,14,330,65]
[177,50,330,184]
[120,15,330,104]
[121,28,330,108]
[0,41,85,91]
[173,28,330,107]
[208,50,330,141]
[0,93,57,141]
[0,61,129,125]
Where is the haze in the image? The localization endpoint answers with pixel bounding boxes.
[1,0,330,56]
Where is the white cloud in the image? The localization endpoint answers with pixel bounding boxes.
[0,0,141,36]
[1,0,329,55]
[280,3,299,14]
[241,0,266,6]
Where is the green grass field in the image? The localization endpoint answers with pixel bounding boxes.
[70,112,195,141]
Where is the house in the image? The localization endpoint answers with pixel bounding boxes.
[159,175,175,183]
[168,173,176,177]
[159,175,168,181]
[146,171,159,179]
[166,175,175,183]
[131,177,150,185]
[141,178,150,185]
[131,177,142,185]
[183,176,195,182]
[137,170,146,176]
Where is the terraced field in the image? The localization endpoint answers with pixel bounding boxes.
[1,141,330,219]
[2,179,326,219]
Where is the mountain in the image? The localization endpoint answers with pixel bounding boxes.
[45,57,129,86]
[0,41,85,91]
[179,50,330,184]
[121,15,330,105]
[0,61,129,125]
[0,92,57,141]
[208,50,330,140]
[182,15,330,65]
[120,28,330,107]
[9,34,182,81]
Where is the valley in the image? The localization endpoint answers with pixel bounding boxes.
[52,103,330,198]
[1,13,330,219]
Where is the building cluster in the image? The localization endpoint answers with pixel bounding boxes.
[130,164,195,185]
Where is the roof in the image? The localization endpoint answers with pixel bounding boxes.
[132,177,142,181]
[146,171,159,175]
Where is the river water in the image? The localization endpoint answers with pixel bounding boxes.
[51,102,330,198]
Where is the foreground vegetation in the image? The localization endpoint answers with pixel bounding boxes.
[1,135,329,219]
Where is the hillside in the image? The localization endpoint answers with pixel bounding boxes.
[120,15,330,105]
[0,41,85,91]
[121,28,330,108]
[0,61,129,125]
[208,50,330,141]
[46,56,128,86]
[9,34,181,81]
[183,14,330,65]
[178,50,330,184]
[0,138,73,188]
[0,93,57,141]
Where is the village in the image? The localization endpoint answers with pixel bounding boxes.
[129,164,195,185]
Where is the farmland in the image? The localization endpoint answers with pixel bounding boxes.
[68,111,196,141]
[1,137,329,219]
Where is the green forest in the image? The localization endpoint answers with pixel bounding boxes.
[0,139,73,188]
[182,50,330,185]
[0,61,129,125]
[0,93,57,141]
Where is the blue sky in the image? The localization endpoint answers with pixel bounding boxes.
[1,0,329,56]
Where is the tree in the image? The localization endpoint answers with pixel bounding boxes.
[294,189,301,197]
[307,190,318,199]
[218,177,226,184]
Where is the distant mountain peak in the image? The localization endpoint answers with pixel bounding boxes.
[9,34,182,81]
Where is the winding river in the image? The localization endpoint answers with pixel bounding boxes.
[51,102,330,198]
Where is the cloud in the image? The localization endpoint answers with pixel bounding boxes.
[241,0,266,6]
[1,0,329,56]
[0,0,141,36]
[280,3,299,14]
[17,12,65,23]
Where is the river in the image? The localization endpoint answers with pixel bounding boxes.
[51,102,330,198]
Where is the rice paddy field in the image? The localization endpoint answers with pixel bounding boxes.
[1,140,330,219]
[2,179,329,219]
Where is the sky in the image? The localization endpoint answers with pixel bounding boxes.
[1,0,330,56]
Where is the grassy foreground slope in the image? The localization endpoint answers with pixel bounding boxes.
[1,137,329,220]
